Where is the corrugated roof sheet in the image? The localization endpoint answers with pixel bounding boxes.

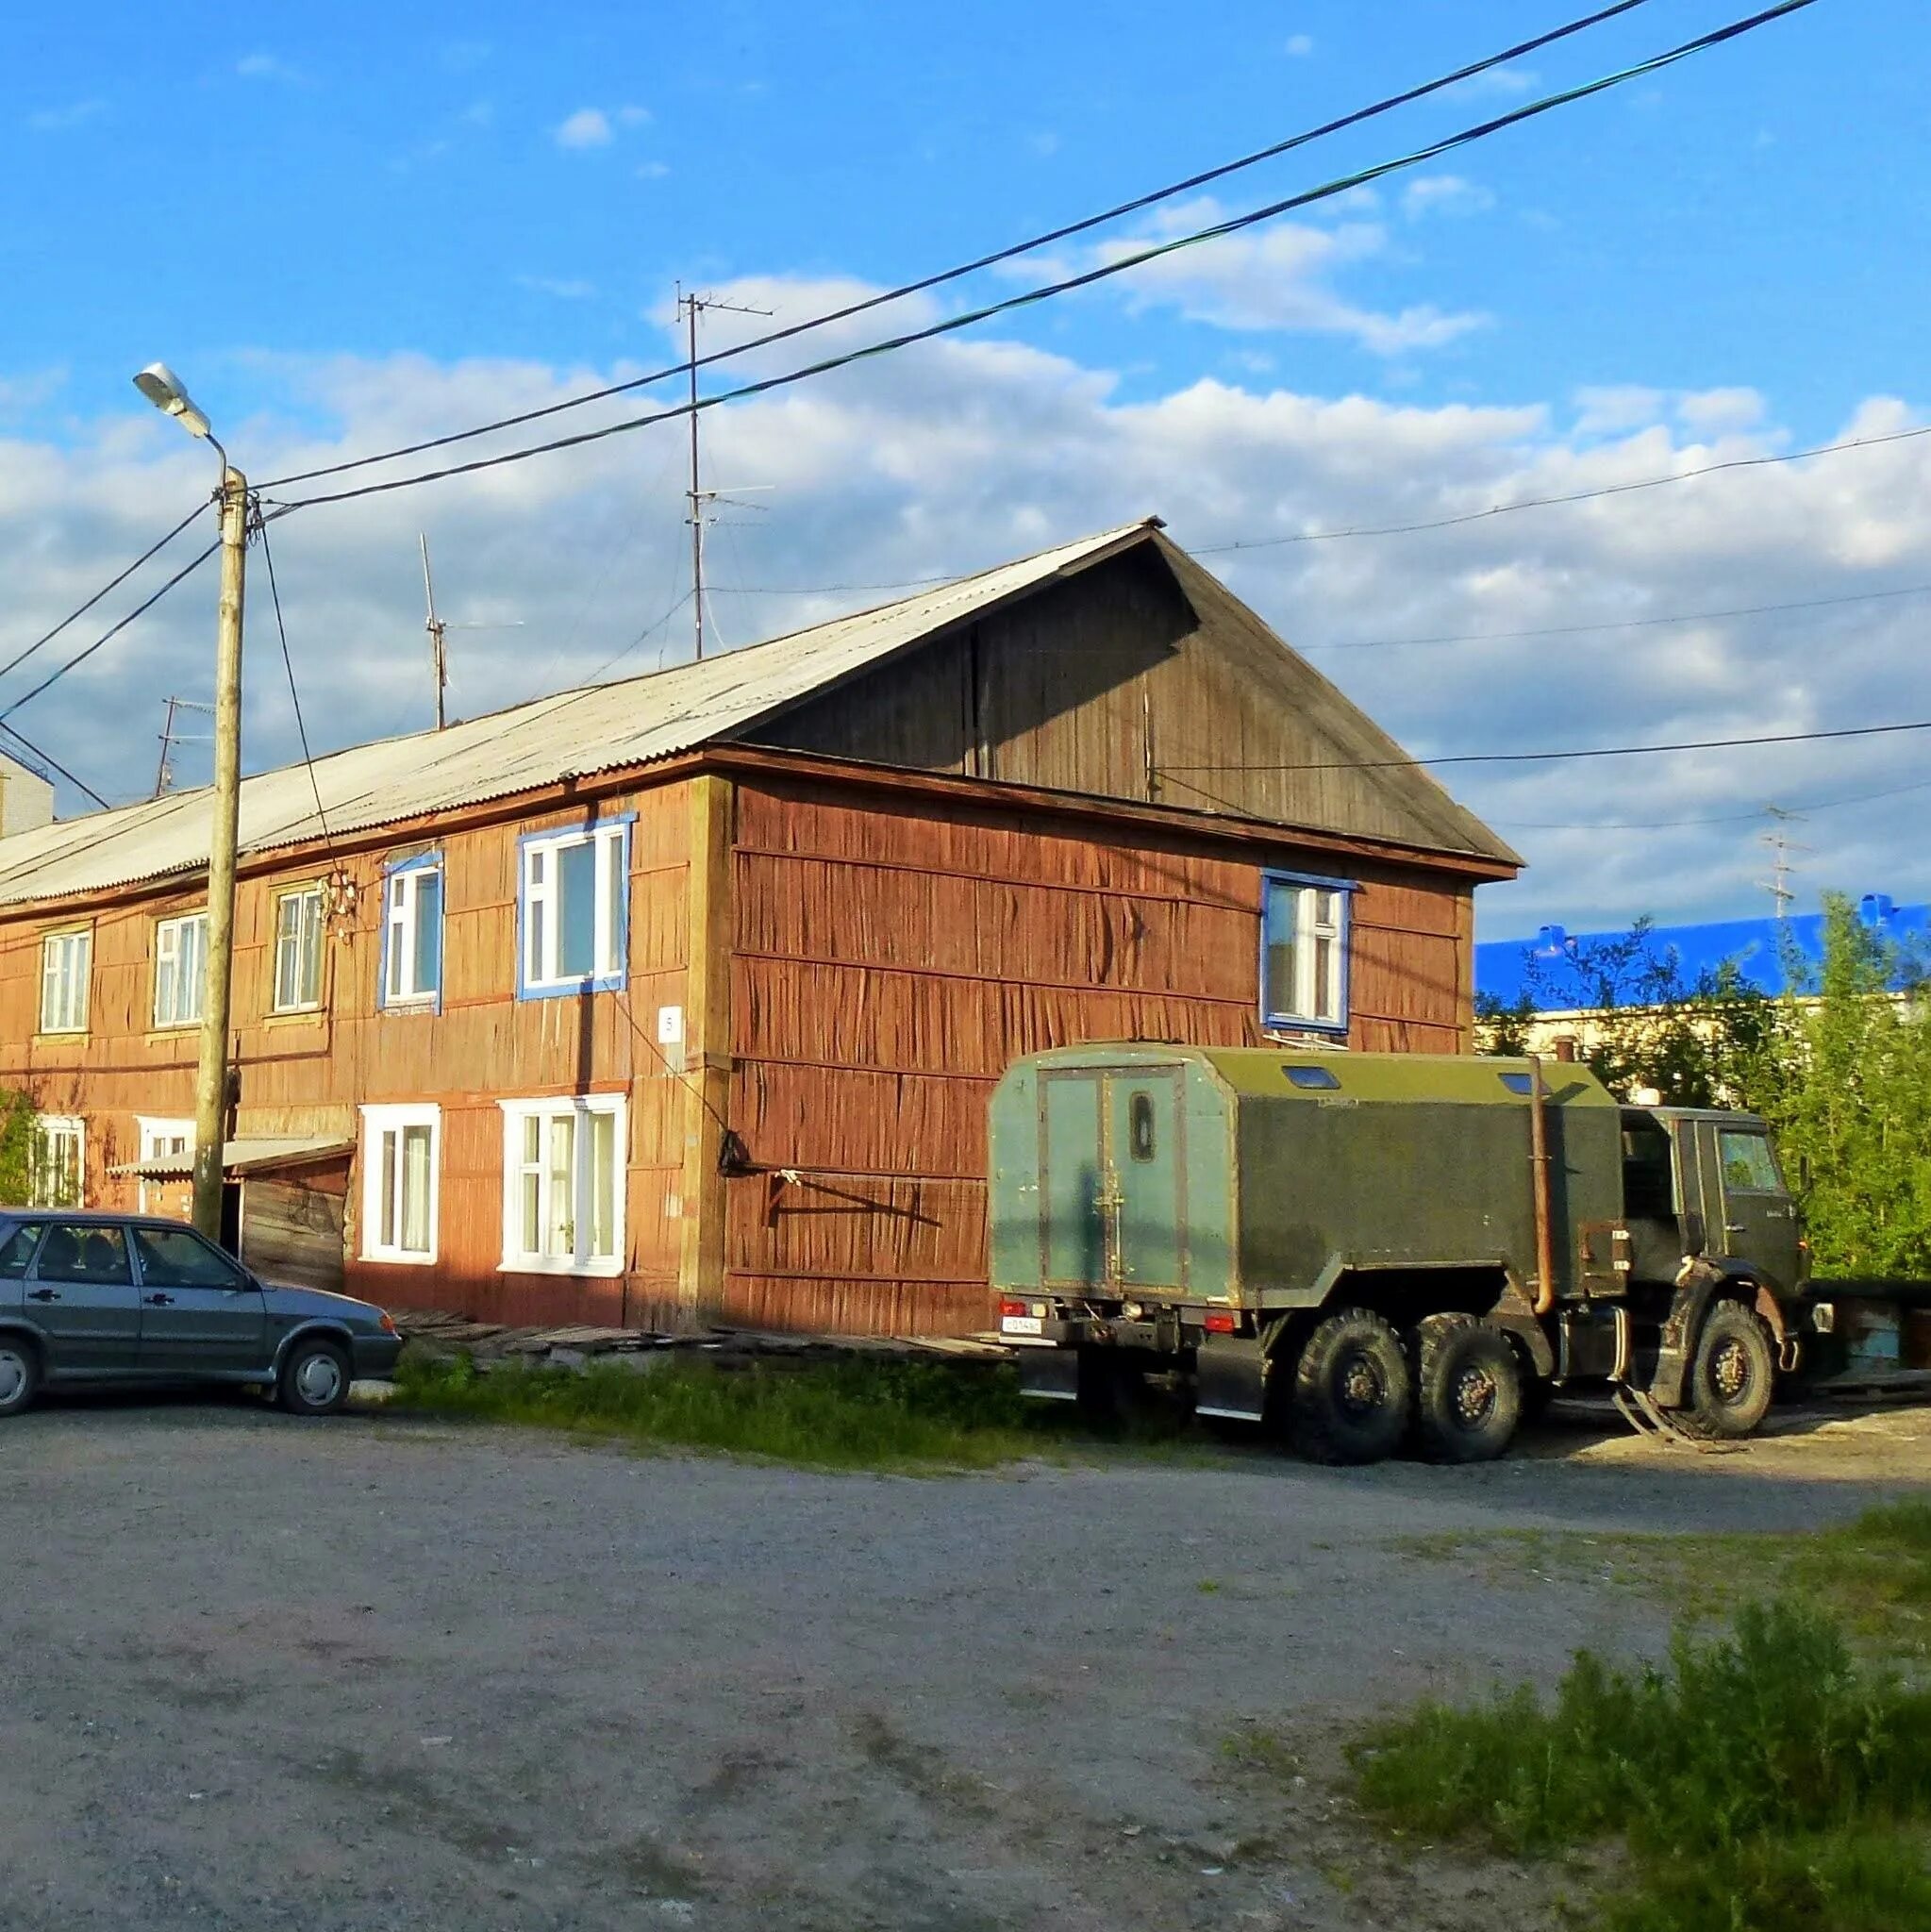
[0,520,1159,909]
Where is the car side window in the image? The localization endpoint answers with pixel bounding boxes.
[36,1224,132,1284]
[133,1227,248,1291]
[0,1224,41,1278]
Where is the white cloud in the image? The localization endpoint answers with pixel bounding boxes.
[1007,198,1487,355]
[1401,175,1494,220]
[555,108,613,149]
[616,105,651,127]
[635,160,671,181]
[236,53,303,82]
[1285,33,1314,57]
[1573,386,1667,435]
[517,275,596,301]
[3,290,1926,940]
[1450,65,1537,99]
[25,100,105,132]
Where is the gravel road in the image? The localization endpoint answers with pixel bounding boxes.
[3,1391,1925,1932]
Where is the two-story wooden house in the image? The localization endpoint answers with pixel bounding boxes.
[0,520,1519,1334]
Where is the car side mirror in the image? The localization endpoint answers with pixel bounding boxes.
[1678,1210,1706,1256]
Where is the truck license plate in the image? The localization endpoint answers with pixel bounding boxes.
[1001,1314,1043,1336]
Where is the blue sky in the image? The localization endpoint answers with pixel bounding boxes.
[2,0,1927,934]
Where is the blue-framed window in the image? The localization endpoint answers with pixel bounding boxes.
[381,852,444,1011]
[1260,871,1356,1034]
[517,816,633,1000]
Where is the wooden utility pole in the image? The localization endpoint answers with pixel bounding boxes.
[191,461,249,1241]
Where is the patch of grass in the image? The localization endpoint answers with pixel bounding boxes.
[391,1348,1040,1471]
[1394,1500,1931,1650]
[1349,1598,1931,1932]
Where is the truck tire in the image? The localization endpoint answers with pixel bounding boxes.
[1410,1314,1523,1463]
[1681,1301,1775,1440]
[1292,1308,1409,1465]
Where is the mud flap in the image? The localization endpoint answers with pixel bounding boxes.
[1014,1346,1081,1403]
[1195,1335,1266,1423]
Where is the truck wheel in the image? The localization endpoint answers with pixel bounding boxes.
[1292,1308,1409,1465]
[1682,1302,1774,1440]
[1411,1314,1523,1463]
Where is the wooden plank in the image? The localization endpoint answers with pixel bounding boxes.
[678,773,734,1323]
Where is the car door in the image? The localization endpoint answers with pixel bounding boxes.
[130,1225,268,1375]
[25,1223,142,1374]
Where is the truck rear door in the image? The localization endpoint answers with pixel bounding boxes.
[1040,1071,1107,1288]
[1107,1070,1186,1293]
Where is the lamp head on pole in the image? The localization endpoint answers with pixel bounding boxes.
[132,361,213,441]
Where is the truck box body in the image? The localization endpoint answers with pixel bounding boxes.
[990,1045,1623,1309]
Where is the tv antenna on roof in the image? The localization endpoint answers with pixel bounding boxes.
[676,284,772,662]
[154,695,214,797]
[420,533,524,729]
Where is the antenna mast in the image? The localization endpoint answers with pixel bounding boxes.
[1757,805,1812,920]
[677,285,770,661]
[154,695,214,798]
[421,533,449,730]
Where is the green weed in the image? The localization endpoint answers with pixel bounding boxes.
[1348,1598,1931,1931]
[391,1347,1040,1472]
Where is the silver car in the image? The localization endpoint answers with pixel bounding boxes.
[0,1210,404,1419]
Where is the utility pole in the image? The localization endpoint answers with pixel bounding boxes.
[676,285,770,661]
[134,362,247,1244]
[421,533,448,730]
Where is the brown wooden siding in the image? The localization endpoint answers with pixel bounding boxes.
[0,779,700,1329]
[722,774,1472,1335]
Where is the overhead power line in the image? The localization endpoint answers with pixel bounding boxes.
[1164,717,1931,778]
[256,514,334,848]
[0,538,220,726]
[1196,421,1931,556]
[265,0,1818,518]
[1490,772,1931,831]
[258,0,1666,492]
[0,499,208,692]
[0,720,110,810]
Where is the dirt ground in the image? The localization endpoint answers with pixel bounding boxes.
[3,1391,1927,1932]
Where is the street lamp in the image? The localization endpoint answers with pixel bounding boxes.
[135,362,247,1245]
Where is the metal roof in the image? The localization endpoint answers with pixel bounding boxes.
[0,520,1161,909]
[108,1133,355,1178]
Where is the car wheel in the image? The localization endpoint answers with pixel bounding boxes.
[1682,1301,1775,1440]
[0,1337,40,1419]
[1410,1313,1523,1463]
[1291,1307,1409,1465]
[278,1337,353,1418]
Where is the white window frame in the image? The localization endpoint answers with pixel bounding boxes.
[154,911,208,1029]
[498,1094,626,1276]
[359,1103,441,1266]
[382,857,444,1008]
[39,927,92,1035]
[29,1117,84,1208]
[519,821,630,997]
[1260,873,1354,1035]
[272,883,326,1014]
[135,1115,195,1215]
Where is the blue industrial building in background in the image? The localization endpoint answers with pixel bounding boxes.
[1476,893,1930,1009]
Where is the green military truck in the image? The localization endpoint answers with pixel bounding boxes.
[988,1045,1832,1463]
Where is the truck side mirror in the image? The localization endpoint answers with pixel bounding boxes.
[1678,1210,1706,1256]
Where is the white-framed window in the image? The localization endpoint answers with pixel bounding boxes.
[29,1117,84,1208]
[499,1094,624,1275]
[382,857,443,1008]
[273,884,325,1013]
[39,928,91,1035]
[154,911,208,1029]
[519,820,630,997]
[1261,873,1354,1034]
[135,1115,195,1214]
[359,1103,441,1264]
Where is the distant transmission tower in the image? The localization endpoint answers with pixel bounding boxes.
[1756,805,1812,920]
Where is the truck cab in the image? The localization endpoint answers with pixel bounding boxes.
[1620,1105,1807,1299]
